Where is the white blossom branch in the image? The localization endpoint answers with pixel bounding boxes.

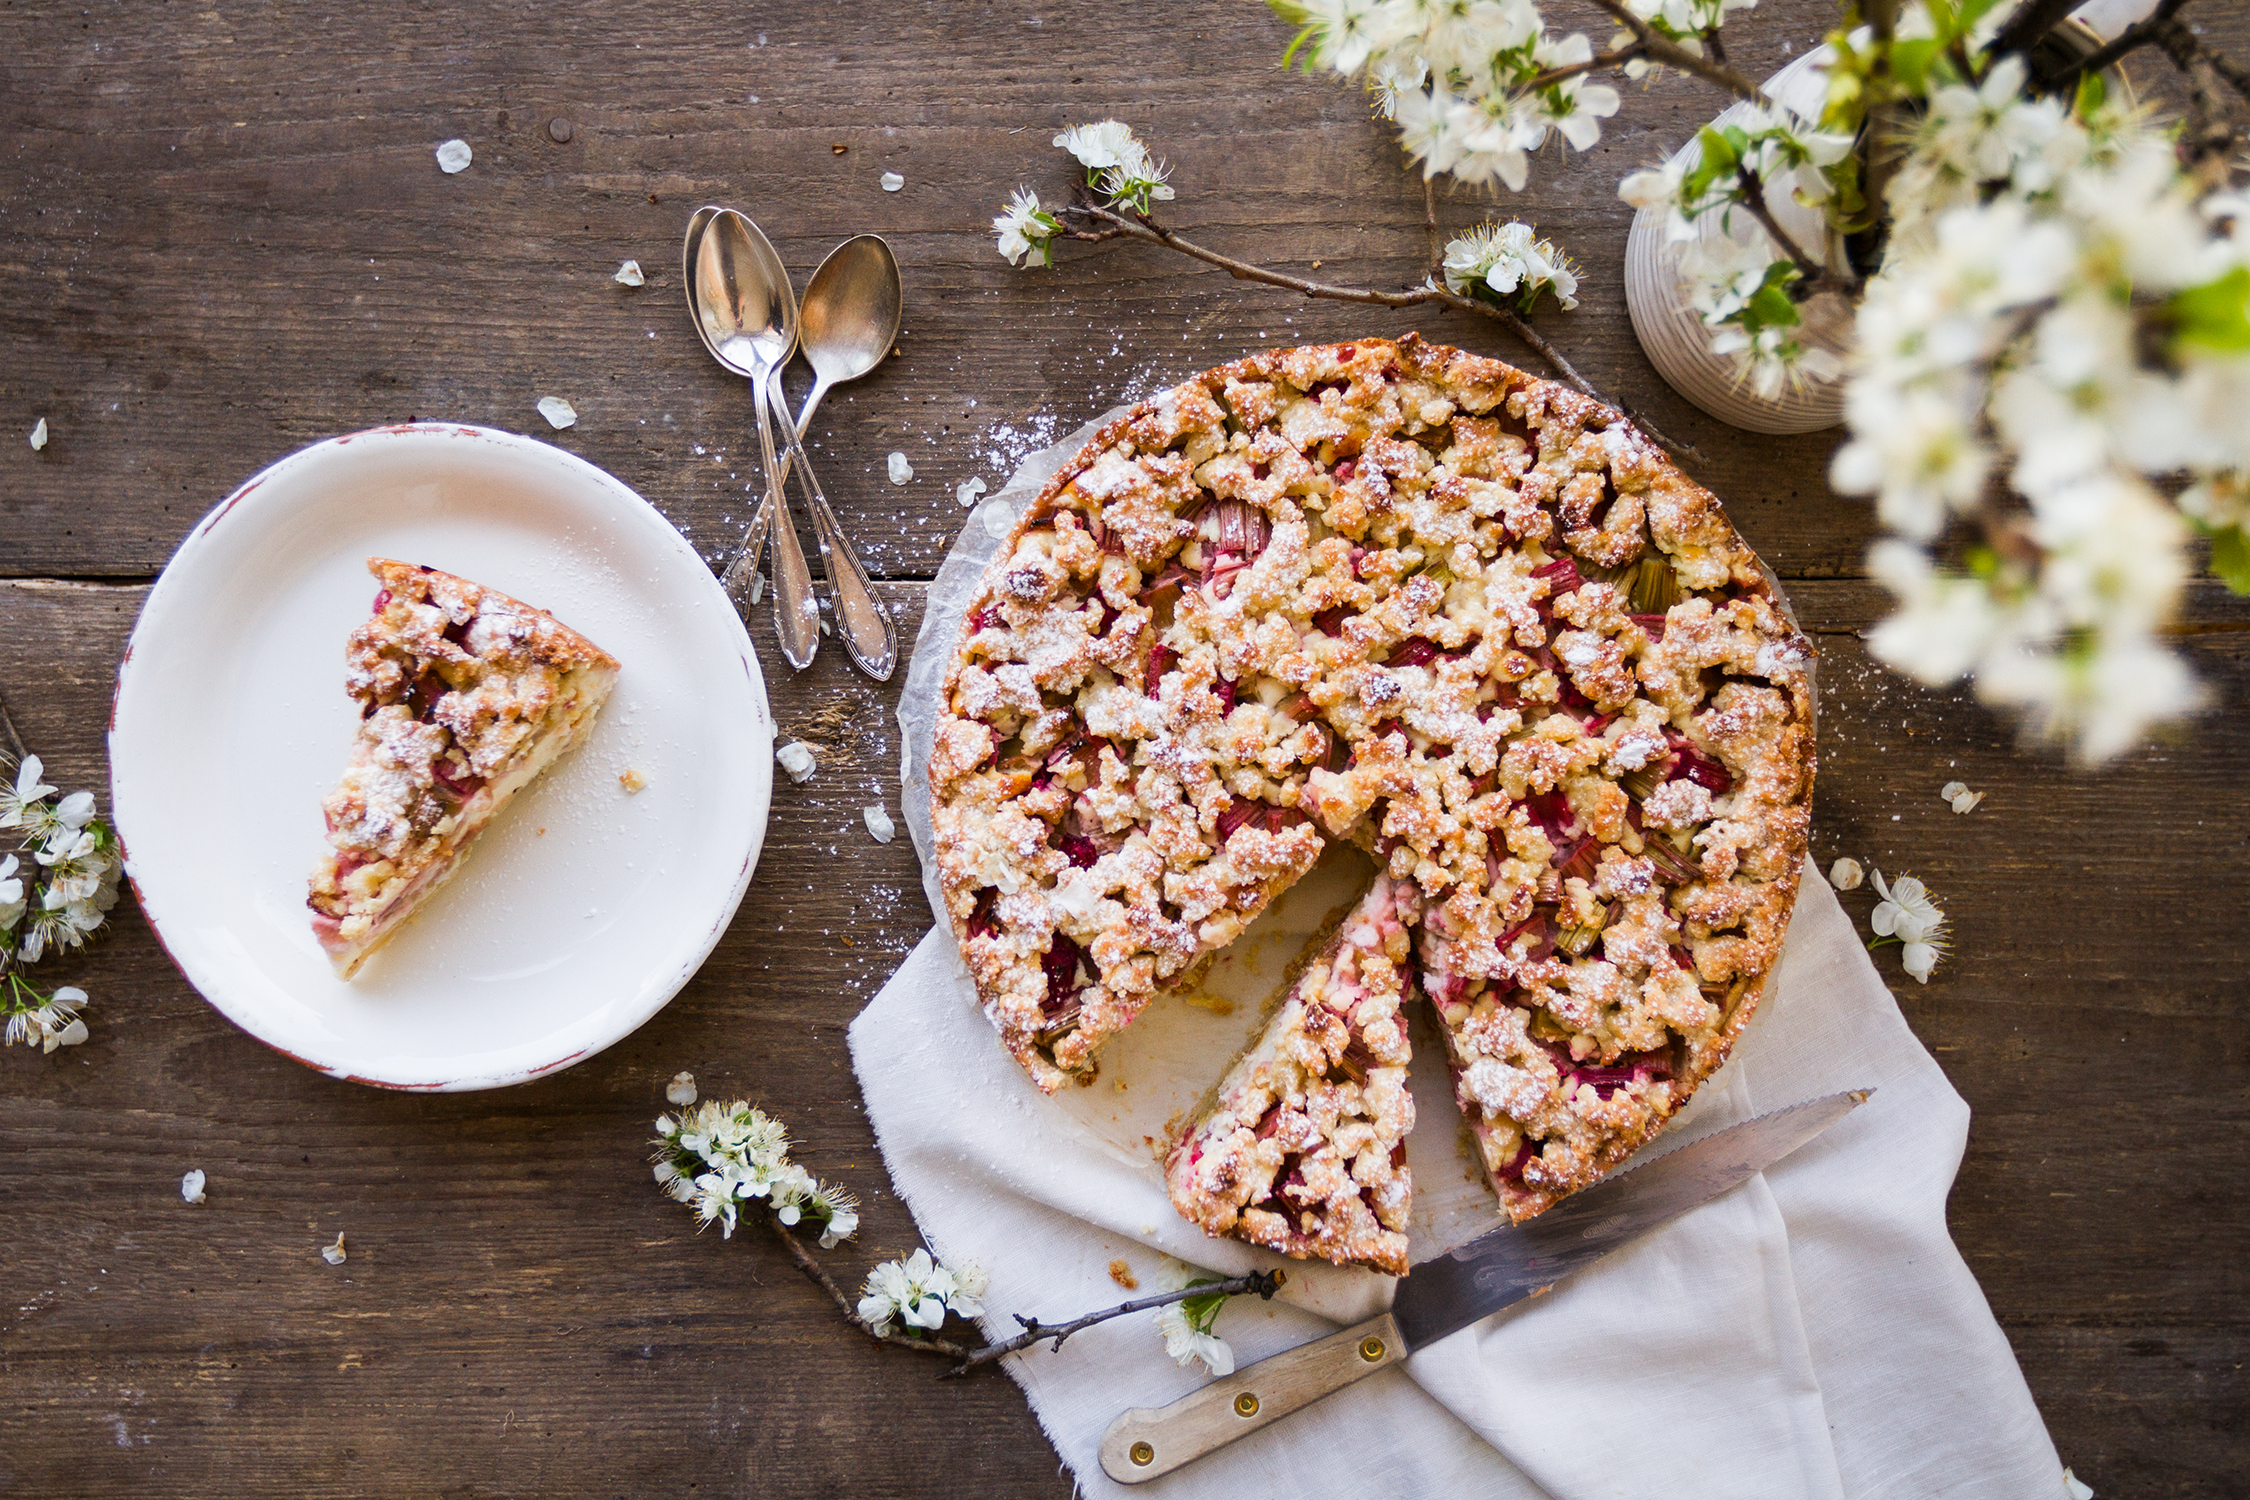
[764,1211,1281,1379]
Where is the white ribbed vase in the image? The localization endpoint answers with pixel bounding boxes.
[1624,47,1851,435]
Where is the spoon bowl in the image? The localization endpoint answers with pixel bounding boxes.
[691,207,820,670]
[800,235,903,393]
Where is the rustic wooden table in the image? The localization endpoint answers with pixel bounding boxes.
[4,2,2244,1495]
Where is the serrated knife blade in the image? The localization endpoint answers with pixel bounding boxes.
[1390,1088,1869,1349]
[1100,1089,1871,1485]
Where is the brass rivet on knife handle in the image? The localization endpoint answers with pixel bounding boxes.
[1097,1313,1405,1485]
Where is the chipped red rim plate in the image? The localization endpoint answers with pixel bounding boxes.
[110,423,773,1090]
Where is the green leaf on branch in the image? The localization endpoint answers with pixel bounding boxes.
[2210,525,2250,595]
[2072,70,2107,119]
[1728,259,1804,335]
[2169,266,2250,354]
[1888,38,1941,93]
[1683,126,1742,204]
[1178,1281,1230,1333]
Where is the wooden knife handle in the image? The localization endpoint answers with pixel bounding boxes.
[1097,1313,1406,1484]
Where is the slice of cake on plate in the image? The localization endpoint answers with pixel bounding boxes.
[307,559,620,978]
[1165,874,1416,1275]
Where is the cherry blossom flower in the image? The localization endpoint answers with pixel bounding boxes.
[993,187,1062,268]
[651,1098,859,1248]
[857,1248,983,1336]
[1441,221,1580,312]
[1867,870,1949,984]
[1153,1259,1235,1375]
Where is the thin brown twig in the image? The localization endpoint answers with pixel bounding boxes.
[1520,45,1644,91]
[1582,0,1769,104]
[1057,199,1701,462]
[2050,0,2194,87]
[1732,170,1863,298]
[1862,0,1903,235]
[1989,0,2100,65]
[0,686,27,764]
[1733,171,1825,281]
[2153,17,2245,178]
[944,1270,1285,1377]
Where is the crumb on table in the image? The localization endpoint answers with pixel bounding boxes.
[1107,1259,1138,1290]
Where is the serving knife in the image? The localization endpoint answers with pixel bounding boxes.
[1099,1088,1871,1484]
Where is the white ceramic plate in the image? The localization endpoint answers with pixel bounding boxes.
[110,423,773,1090]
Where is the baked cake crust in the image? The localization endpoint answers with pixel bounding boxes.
[307,559,621,978]
[930,335,1813,1229]
[1165,875,1416,1275]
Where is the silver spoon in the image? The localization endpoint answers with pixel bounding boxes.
[686,207,784,610]
[691,208,820,669]
[777,235,903,680]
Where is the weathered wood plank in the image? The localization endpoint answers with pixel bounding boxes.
[6,0,2250,1492]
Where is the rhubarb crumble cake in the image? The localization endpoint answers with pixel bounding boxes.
[1166,875,1416,1274]
[308,559,620,977]
[929,334,1813,1247]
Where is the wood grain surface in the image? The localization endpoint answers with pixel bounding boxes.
[3,2,2246,1496]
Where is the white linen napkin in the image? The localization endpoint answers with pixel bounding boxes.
[851,415,2074,1499]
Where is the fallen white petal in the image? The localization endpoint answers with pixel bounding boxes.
[1828,856,1863,892]
[880,171,904,192]
[614,259,646,287]
[2063,1469,2093,1500]
[863,804,896,843]
[321,1232,348,1265]
[435,139,473,174]
[1949,790,1984,814]
[887,451,914,485]
[1940,781,1968,801]
[29,418,48,450]
[181,1169,207,1205]
[537,396,578,429]
[957,476,987,508]
[665,1071,698,1106]
[776,741,817,783]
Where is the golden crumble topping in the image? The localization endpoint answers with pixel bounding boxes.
[932,335,1814,1232]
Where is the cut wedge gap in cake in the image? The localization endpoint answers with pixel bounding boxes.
[1165,874,1417,1275]
[307,558,621,979]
